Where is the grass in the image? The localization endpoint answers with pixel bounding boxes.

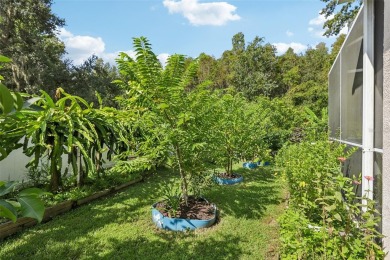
[0,165,287,260]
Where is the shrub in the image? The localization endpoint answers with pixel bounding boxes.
[276,140,385,259]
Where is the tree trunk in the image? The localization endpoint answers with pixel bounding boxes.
[49,150,60,192]
[95,151,102,178]
[174,144,188,205]
[77,151,84,187]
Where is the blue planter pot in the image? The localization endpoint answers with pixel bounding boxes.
[214,174,243,185]
[243,162,258,169]
[256,161,271,166]
[152,200,217,231]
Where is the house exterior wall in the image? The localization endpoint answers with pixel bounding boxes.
[382,0,390,251]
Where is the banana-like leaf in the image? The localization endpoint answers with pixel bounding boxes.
[17,195,45,223]
[19,187,50,198]
[0,83,14,115]
[0,181,17,196]
[0,200,17,222]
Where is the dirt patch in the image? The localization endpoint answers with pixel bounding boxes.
[155,196,215,220]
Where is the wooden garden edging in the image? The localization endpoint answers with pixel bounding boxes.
[0,177,143,241]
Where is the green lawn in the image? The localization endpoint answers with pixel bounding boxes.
[0,166,286,260]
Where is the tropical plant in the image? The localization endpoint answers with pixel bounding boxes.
[0,55,47,223]
[115,37,215,204]
[1,86,129,191]
[0,182,47,223]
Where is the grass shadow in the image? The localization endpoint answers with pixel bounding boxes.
[0,166,284,259]
[205,166,282,219]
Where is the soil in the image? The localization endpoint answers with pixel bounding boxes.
[155,196,215,220]
[217,172,241,179]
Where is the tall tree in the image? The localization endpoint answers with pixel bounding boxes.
[0,0,66,94]
[320,0,362,36]
[231,34,281,99]
[65,55,122,107]
[283,43,331,114]
[277,48,302,94]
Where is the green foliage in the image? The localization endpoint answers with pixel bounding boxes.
[0,181,48,223]
[0,0,67,93]
[230,34,280,99]
[116,37,215,203]
[276,140,385,259]
[321,0,362,37]
[0,55,48,223]
[211,93,249,175]
[160,182,181,218]
[64,56,122,107]
[107,157,154,176]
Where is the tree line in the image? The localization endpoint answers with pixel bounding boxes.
[0,0,347,116]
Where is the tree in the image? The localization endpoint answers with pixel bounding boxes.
[64,56,122,107]
[277,48,302,94]
[329,34,346,63]
[320,0,362,36]
[212,93,248,176]
[116,37,215,204]
[0,0,67,94]
[230,33,281,99]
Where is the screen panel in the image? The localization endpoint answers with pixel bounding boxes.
[329,56,341,139]
[340,10,364,144]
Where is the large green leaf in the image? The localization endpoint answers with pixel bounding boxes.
[0,181,17,196]
[19,187,50,198]
[17,195,45,223]
[0,83,14,115]
[0,200,18,222]
[0,55,11,63]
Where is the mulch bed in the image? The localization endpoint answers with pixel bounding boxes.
[155,196,215,220]
[217,172,241,179]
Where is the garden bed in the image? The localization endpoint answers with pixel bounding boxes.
[0,177,143,240]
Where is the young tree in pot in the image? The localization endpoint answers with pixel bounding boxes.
[115,37,214,204]
[240,100,270,165]
[212,93,248,177]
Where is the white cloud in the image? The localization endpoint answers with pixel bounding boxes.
[286,30,294,37]
[58,28,106,65]
[57,28,168,66]
[309,14,328,26]
[273,42,307,55]
[163,0,240,26]
[157,53,170,67]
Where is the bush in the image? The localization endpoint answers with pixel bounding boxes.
[276,140,385,259]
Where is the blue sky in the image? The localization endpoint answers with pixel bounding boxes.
[52,0,346,65]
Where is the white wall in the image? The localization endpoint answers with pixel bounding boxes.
[0,146,115,182]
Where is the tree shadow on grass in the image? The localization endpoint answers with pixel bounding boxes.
[205,166,283,219]
[0,166,281,259]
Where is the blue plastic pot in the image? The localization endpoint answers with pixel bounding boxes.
[243,162,258,169]
[255,161,271,166]
[151,201,217,231]
[214,174,243,185]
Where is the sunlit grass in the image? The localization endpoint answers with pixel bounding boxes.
[0,165,286,260]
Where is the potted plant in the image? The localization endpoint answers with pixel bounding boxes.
[115,37,217,231]
[211,93,248,185]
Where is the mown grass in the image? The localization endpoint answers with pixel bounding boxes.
[0,165,286,260]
